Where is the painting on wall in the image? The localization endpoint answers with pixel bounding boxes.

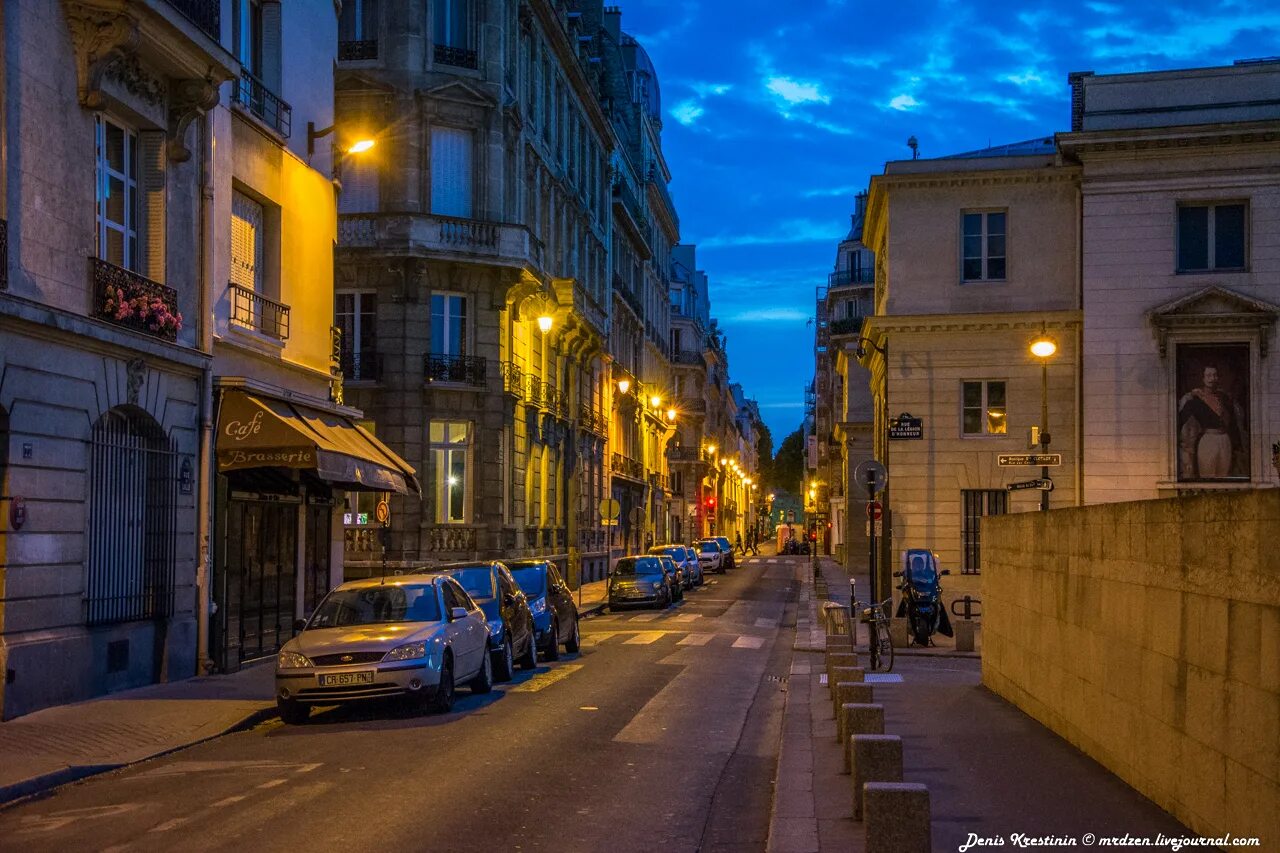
[1176,342,1250,481]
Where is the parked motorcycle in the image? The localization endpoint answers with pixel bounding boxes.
[894,549,953,646]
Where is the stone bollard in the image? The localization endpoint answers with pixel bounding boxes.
[825,652,859,690]
[834,682,874,742]
[851,735,903,819]
[863,782,930,853]
[955,619,975,652]
[829,667,865,719]
[888,618,910,648]
[825,632,854,651]
[838,703,884,773]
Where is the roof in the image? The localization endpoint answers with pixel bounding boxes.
[941,137,1057,159]
[339,575,441,588]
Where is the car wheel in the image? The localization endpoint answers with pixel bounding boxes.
[519,629,538,670]
[277,698,309,725]
[543,621,560,661]
[493,637,515,682]
[429,656,455,713]
[565,618,581,654]
[469,647,493,694]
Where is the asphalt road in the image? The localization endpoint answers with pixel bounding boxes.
[0,556,802,853]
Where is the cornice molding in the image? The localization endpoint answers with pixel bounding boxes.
[862,309,1082,336]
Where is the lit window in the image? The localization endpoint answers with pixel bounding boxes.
[962,381,1006,436]
[430,421,471,524]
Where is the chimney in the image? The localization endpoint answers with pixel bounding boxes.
[1068,71,1093,132]
[603,6,622,40]
[854,191,867,216]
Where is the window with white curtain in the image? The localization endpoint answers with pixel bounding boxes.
[431,127,474,217]
[95,116,139,270]
[430,421,471,524]
[230,191,264,290]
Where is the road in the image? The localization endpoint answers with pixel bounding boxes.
[0,556,801,853]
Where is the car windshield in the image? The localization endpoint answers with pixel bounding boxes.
[715,538,732,549]
[614,557,660,575]
[660,557,676,570]
[450,567,495,599]
[699,541,718,553]
[509,565,547,598]
[650,547,679,559]
[307,585,440,628]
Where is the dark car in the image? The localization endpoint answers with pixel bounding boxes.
[649,544,702,588]
[608,555,673,610]
[507,559,581,660]
[423,561,537,681]
[657,555,685,602]
[713,536,736,570]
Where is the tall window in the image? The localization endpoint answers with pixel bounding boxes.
[431,127,474,217]
[335,292,377,379]
[430,293,468,356]
[431,421,471,523]
[230,191,264,291]
[232,0,264,75]
[339,0,377,42]
[95,116,139,271]
[339,155,380,214]
[962,381,1006,436]
[433,0,469,47]
[961,490,1007,574]
[1178,203,1246,272]
[962,211,1006,282]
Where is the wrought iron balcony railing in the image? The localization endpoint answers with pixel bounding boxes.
[340,349,383,382]
[425,353,487,387]
[828,268,875,287]
[234,71,291,138]
[433,44,478,69]
[667,446,702,462]
[339,39,379,61]
[164,0,220,40]
[831,316,865,337]
[672,349,703,366]
[502,361,525,396]
[92,258,181,341]
[611,453,644,481]
[230,282,290,339]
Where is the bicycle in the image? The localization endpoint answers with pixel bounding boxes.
[853,596,895,673]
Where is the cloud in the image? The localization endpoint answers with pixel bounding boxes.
[723,307,811,324]
[1085,12,1280,62]
[671,99,705,126]
[700,218,844,249]
[887,94,922,111]
[1000,69,1056,94]
[693,82,734,97]
[802,185,862,199]
[765,76,831,106]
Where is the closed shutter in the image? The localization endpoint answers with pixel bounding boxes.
[431,127,473,217]
[231,192,263,290]
[261,0,283,93]
[339,156,380,214]
[138,130,167,284]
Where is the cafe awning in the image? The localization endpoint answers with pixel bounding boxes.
[216,390,420,495]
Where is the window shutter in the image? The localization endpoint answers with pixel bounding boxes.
[431,127,473,217]
[261,0,283,93]
[231,192,264,290]
[339,156,380,213]
[138,130,167,283]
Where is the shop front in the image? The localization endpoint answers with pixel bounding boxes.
[211,389,418,671]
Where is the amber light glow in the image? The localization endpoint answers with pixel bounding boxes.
[347,139,376,154]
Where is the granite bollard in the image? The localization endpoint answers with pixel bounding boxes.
[851,734,903,819]
[839,703,885,772]
[829,667,865,719]
[954,619,975,652]
[834,681,874,741]
[863,782,930,852]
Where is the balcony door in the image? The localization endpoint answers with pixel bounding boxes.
[431,127,474,218]
[335,291,377,380]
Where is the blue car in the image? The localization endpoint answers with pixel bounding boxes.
[419,561,537,681]
[507,560,581,660]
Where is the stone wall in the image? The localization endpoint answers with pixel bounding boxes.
[982,491,1279,843]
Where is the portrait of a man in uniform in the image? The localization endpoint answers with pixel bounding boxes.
[1176,343,1249,481]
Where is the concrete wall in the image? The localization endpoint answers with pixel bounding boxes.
[982,490,1280,843]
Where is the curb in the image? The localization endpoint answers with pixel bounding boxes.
[0,704,278,809]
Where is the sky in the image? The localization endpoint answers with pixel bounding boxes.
[616,0,1280,448]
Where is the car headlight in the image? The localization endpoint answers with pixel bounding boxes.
[530,597,547,615]
[652,581,665,591]
[383,641,427,662]
[277,650,312,670]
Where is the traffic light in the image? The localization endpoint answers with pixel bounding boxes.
[705,496,717,509]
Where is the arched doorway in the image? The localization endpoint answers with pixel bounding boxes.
[86,407,178,629]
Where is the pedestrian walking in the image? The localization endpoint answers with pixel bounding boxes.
[735,532,743,554]
[749,529,759,555]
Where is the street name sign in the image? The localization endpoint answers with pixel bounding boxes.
[888,412,923,440]
[1008,478,1054,492]
[998,454,1062,467]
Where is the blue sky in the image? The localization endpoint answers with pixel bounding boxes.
[618,0,1280,447]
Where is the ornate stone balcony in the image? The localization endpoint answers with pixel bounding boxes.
[338,213,539,272]
[339,39,378,61]
[423,525,478,553]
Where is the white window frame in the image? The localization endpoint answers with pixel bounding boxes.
[961,380,1007,437]
[230,190,264,292]
[961,210,1007,283]
[430,421,472,524]
[95,115,139,271]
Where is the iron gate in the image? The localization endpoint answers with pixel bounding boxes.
[225,495,299,662]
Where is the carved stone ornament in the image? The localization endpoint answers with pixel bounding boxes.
[167,77,220,162]
[1148,285,1279,358]
[61,2,141,110]
[126,357,146,406]
[105,51,166,107]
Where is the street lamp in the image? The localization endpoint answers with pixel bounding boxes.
[537,314,554,334]
[306,121,376,157]
[617,378,630,395]
[1030,327,1058,512]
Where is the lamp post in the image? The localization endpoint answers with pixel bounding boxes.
[856,335,889,600]
[1030,327,1058,512]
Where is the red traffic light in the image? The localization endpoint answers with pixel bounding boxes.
[705,497,716,508]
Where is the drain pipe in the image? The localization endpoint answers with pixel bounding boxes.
[195,109,216,674]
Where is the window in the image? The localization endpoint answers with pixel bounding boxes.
[233,0,264,75]
[430,421,471,523]
[339,154,379,213]
[335,292,377,379]
[1178,203,1246,272]
[433,0,469,47]
[339,0,377,42]
[430,293,468,357]
[962,211,1006,281]
[962,381,1006,436]
[440,579,464,614]
[961,490,1007,574]
[231,191,264,291]
[431,127,474,217]
[95,116,139,271]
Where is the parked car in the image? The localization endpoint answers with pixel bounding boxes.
[649,544,702,588]
[713,536,737,570]
[426,561,537,681]
[507,559,581,660]
[608,555,674,610]
[695,538,726,574]
[274,575,492,723]
[657,555,685,602]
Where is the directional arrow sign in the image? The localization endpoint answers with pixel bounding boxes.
[998,454,1062,467]
[1008,478,1054,492]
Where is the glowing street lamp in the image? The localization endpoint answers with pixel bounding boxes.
[617,379,630,395]
[537,314,554,334]
[347,138,376,154]
[1029,326,1058,512]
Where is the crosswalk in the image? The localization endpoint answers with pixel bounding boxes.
[581,629,772,650]
[599,611,779,628]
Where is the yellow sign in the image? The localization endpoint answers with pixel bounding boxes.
[375,500,390,525]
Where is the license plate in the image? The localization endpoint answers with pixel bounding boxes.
[318,671,374,687]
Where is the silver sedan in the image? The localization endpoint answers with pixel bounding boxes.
[274,575,492,723]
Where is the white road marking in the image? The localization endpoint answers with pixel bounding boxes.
[732,635,766,649]
[257,778,288,789]
[212,795,247,808]
[623,631,665,645]
[865,673,904,683]
[19,804,142,833]
[767,559,779,564]
[628,613,660,622]
[582,631,617,645]
[676,632,715,646]
[671,613,700,622]
[149,817,189,833]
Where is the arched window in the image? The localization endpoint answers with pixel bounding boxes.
[86,408,177,625]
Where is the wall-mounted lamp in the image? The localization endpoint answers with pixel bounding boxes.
[537,314,554,334]
[307,121,376,158]
[617,379,631,395]
[650,395,662,408]
[666,408,677,422]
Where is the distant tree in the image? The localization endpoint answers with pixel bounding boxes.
[755,422,774,487]
[773,425,805,494]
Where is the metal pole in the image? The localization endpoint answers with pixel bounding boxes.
[1040,360,1050,512]
[866,469,877,605]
